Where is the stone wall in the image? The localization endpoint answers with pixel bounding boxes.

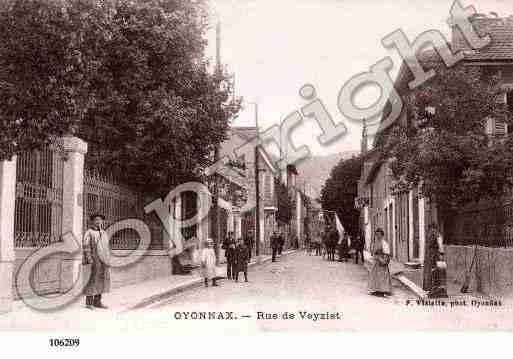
[11,249,173,298]
[109,251,171,289]
[446,245,513,296]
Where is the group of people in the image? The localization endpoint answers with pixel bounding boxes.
[80,212,397,308]
[220,232,251,283]
[304,224,393,297]
[306,225,365,265]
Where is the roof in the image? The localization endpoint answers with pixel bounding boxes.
[231,126,258,141]
[453,16,513,61]
[365,50,442,184]
[230,126,280,173]
[365,15,513,185]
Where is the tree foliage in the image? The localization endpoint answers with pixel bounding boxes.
[385,64,513,212]
[320,155,361,236]
[0,0,241,195]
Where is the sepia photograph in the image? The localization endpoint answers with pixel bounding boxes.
[0,0,512,354]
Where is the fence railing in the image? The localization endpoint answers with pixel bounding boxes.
[14,146,64,248]
[445,198,513,247]
[83,169,164,250]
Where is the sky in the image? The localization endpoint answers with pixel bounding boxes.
[206,0,513,156]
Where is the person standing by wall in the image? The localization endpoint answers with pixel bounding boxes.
[83,213,111,310]
[423,224,447,297]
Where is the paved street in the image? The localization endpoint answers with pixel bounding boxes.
[122,252,513,332]
[1,251,513,332]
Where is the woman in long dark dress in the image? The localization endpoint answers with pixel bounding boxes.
[368,228,392,297]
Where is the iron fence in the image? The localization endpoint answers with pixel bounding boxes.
[14,146,64,248]
[83,169,164,250]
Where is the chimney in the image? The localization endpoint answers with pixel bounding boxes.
[361,119,368,155]
[215,21,221,75]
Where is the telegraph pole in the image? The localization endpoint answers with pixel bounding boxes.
[254,102,261,261]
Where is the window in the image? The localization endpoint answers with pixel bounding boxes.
[507,91,513,113]
[264,172,272,201]
[486,117,508,137]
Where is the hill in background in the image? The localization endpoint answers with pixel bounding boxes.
[295,151,360,200]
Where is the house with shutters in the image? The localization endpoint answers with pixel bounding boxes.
[216,126,279,256]
[356,14,511,266]
[216,126,313,253]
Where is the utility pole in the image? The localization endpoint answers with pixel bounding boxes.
[212,21,222,263]
[254,102,261,261]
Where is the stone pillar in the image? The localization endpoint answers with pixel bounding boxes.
[0,157,16,313]
[60,137,87,292]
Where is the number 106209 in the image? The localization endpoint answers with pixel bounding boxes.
[49,338,80,347]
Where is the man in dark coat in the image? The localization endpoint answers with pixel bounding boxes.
[327,225,339,261]
[270,230,280,262]
[353,233,365,264]
[234,238,250,282]
[244,230,254,262]
[221,231,237,280]
[278,231,285,255]
[338,232,349,262]
[83,213,111,309]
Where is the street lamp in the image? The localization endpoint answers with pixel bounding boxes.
[248,101,262,261]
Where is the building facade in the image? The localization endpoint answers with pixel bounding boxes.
[356,15,513,266]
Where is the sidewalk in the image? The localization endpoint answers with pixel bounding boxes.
[6,249,297,317]
[363,251,482,300]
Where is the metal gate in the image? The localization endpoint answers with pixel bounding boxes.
[14,146,64,296]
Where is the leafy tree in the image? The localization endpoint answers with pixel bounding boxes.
[320,155,362,236]
[0,0,241,195]
[385,63,513,221]
[0,0,99,159]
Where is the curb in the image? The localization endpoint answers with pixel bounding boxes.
[363,256,427,299]
[395,274,427,299]
[120,249,298,312]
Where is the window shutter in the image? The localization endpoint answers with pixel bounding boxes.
[486,118,508,137]
[495,121,508,136]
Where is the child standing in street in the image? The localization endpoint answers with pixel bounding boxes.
[201,238,218,287]
[235,238,249,282]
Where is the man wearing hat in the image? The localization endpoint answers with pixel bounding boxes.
[83,213,111,309]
